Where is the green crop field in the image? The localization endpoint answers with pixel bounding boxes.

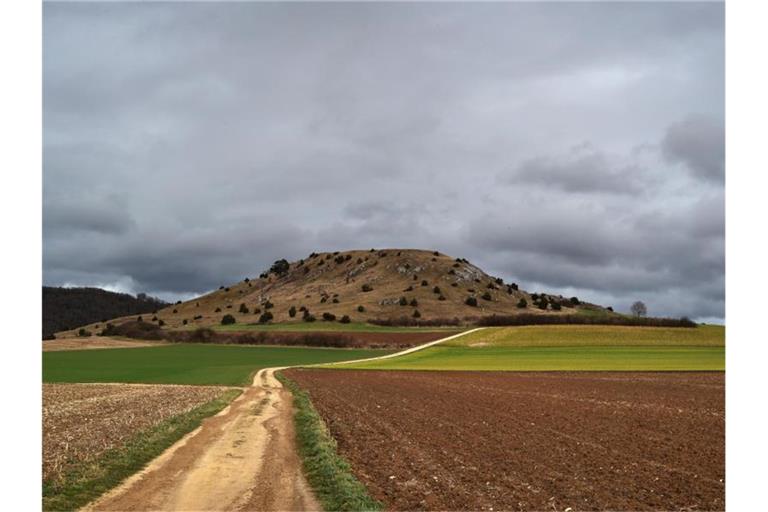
[341,345,724,371]
[445,325,725,348]
[43,345,392,386]
[209,321,457,333]
[335,325,725,371]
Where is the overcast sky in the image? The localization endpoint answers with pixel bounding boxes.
[43,2,725,322]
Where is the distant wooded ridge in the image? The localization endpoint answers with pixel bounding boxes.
[42,287,168,339]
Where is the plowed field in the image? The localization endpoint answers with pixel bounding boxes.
[43,383,233,484]
[284,370,724,511]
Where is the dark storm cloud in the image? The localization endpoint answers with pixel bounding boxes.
[43,2,725,320]
[661,114,725,182]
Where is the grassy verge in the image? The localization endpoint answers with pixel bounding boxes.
[42,389,241,511]
[277,373,382,511]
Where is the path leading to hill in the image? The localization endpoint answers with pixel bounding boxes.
[82,328,482,512]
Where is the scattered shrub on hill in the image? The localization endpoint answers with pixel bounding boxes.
[309,252,318,259]
[476,314,697,328]
[270,259,290,275]
[433,251,440,256]
[495,277,504,285]
[413,309,421,318]
[77,328,91,337]
[487,283,497,289]
[517,298,528,308]
[607,306,614,312]
[304,314,316,323]
[404,285,414,292]
[318,260,324,267]
[467,289,476,293]
[224,288,230,292]
[413,275,418,281]
[399,296,408,306]
[357,305,365,313]
[221,314,236,325]
[410,298,418,307]
[552,302,562,311]
[345,254,352,261]
[289,306,297,318]
[465,296,478,307]
[260,272,269,278]
[226,305,232,309]
[332,298,339,304]
[152,316,158,321]
[299,306,307,312]
[259,312,274,324]
[339,315,351,324]
[448,269,456,275]
[433,286,441,294]
[215,307,222,313]
[253,307,262,314]
[172,309,178,314]
[356,258,363,264]
[158,320,165,327]
[136,316,143,322]
[481,291,492,301]
[570,296,580,305]
[264,300,274,310]
[334,255,346,264]
[531,293,539,301]
[507,283,518,293]
[538,301,548,310]
[320,296,328,303]
[239,303,249,314]
[322,312,336,322]
[438,295,447,301]
[244,277,250,283]
[193,315,203,320]
[361,284,373,292]
[421,280,428,286]
[219,286,225,290]
[451,282,458,287]
[325,254,332,260]
[182,319,188,325]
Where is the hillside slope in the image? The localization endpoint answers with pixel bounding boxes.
[43,287,167,338]
[57,249,611,336]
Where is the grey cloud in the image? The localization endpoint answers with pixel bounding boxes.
[500,145,644,194]
[43,2,724,321]
[661,114,725,182]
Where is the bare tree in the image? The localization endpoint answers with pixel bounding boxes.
[630,301,647,317]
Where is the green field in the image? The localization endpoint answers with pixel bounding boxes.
[337,325,725,371]
[210,321,457,333]
[446,325,725,348]
[342,345,724,371]
[43,345,392,386]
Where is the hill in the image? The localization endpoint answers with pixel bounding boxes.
[43,287,167,339]
[56,249,613,336]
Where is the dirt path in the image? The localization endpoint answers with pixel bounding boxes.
[81,328,480,512]
[82,368,320,512]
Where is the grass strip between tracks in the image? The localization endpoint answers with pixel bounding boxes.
[277,373,382,512]
[42,388,242,512]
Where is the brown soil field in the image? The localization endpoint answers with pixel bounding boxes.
[42,336,167,351]
[284,370,725,511]
[43,383,233,484]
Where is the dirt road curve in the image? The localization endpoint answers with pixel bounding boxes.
[83,368,320,512]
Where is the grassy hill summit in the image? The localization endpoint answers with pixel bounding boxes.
[57,248,613,336]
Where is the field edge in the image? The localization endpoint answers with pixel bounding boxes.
[277,372,382,512]
[42,388,242,512]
